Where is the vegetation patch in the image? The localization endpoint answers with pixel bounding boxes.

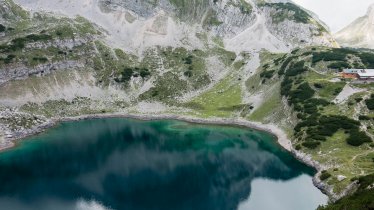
[278,52,371,150]
[188,75,242,117]
[320,170,332,181]
[260,3,311,24]
[365,94,374,110]
[0,24,6,32]
[228,0,253,14]
[318,174,374,210]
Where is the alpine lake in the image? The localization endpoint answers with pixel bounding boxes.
[0,118,327,210]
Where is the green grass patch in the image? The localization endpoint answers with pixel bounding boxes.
[249,83,281,121]
[188,76,242,117]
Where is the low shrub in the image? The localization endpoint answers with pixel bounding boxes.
[0,24,5,32]
[327,61,350,70]
[346,130,372,146]
[359,115,371,120]
[365,95,374,110]
[302,141,320,149]
[260,70,275,79]
[320,171,331,181]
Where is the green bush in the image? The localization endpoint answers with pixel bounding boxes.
[4,54,16,64]
[25,34,52,42]
[320,171,331,181]
[184,70,193,77]
[359,115,371,120]
[285,61,307,76]
[289,82,315,102]
[327,61,350,70]
[278,56,294,75]
[314,83,323,88]
[359,52,374,68]
[312,49,350,64]
[9,37,27,51]
[140,68,151,78]
[291,49,299,54]
[346,130,372,146]
[365,96,374,110]
[302,141,320,149]
[260,70,275,79]
[184,55,193,65]
[333,87,343,96]
[355,97,363,102]
[32,57,48,63]
[0,24,5,32]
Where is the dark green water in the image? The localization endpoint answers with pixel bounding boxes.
[0,118,327,210]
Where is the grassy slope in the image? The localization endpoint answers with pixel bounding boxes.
[274,47,374,196]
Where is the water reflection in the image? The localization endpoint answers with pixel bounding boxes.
[0,118,326,210]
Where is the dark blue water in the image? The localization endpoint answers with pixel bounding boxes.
[0,118,327,210]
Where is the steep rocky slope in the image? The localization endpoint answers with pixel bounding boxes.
[335,4,374,49]
[13,0,336,53]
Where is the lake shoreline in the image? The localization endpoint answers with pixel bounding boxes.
[0,112,347,201]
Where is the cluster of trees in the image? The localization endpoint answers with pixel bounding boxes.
[346,130,372,146]
[260,70,275,79]
[296,115,371,147]
[273,55,287,66]
[183,55,195,78]
[327,61,350,70]
[312,51,347,64]
[320,170,332,181]
[312,48,374,69]
[114,67,151,83]
[0,54,16,64]
[0,33,52,53]
[0,24,5,32]
[32,57,48,63]
[278,56,294,75]
[359,115,373,120]
[279,55,372,149]
[285,61,308,76]
[365,94,374,110]
[359,52,374,68]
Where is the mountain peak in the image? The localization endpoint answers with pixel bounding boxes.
[368,3,374,20]
[335,3,374,49]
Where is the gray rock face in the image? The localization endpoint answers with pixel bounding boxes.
[12,0,336,53]
[262,6,335,48]
[25,37,94,50]
[0,60,87,85]
[98,0,334,46]
[99,0,256,38]
[98,0,170,18]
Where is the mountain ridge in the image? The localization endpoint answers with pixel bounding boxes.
[13,0,336,54]
[335,3,374,49]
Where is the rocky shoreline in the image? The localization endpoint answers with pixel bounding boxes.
[1,112,346,202]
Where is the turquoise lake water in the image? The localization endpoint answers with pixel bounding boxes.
[0,118,327,210]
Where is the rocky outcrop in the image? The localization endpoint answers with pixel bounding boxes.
[261,4,337,48]
[25,37,94,50]
[0,0,28,23]
[0,60,87,85]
